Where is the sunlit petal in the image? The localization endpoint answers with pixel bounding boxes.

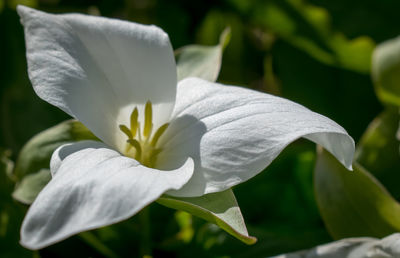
[157,78,354,197]
[17,6,177,151]
[20,141,194,249]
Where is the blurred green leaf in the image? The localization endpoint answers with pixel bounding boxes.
[293,151,319,216]
[157,189,257,245]
[0,150,34,257]
[12,120,98,204]
[176,27,231,82]
[372,36,400,107]
[243,0,375,73]
[13,119,98,181]
[355,109,400,199]
[8,0,37,10]
[0,149,13,180]
[12,168,51,204]
[314,148,400,240]
[290,0,375,73]
[331,34,374,74]
[195,10,248,84]
[0,149,14,195]
[174,211,195,243]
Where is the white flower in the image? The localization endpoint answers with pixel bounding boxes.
[17,5,355,250]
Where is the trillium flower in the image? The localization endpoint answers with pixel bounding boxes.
[17,6,355,250]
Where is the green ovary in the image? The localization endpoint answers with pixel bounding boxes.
[119,101,169,168]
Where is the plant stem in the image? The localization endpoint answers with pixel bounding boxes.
[139,206,152,257]
[79,231,119,258]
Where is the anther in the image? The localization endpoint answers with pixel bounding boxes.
[119,124,133,139]
[130,107,139,137]
[150,123,169,147]
[143,101,153,139]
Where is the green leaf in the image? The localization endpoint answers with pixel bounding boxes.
[8,0,38,10]
[331,34,375,74]
[174,211,195,243]
[0,149,14,181]
[314,147,400,240]
[0,150,35,258]
[0,149,14,196]
[372,36,400,107]
[355,109,400,199]
[157,189,257,245]
[12,120,98,204]
[78,232,119,258]
[12,169,51,204]
[175,27,231,82]
[14,119,98,180]
[247,0,375,73]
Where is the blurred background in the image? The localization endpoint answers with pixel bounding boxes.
[1,0,399,257]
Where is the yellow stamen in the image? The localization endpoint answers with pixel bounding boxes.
[118,100,169,168]
[143,101,153,139]
[150,123,169,147]
[119,124,133,139]
[130,107,139,137]
[127,139,142,160]
[137,123,142,142]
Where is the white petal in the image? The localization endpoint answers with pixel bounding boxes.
[274,233,400,258]
[17,6,177,152]
[20,141,194,250]
[157,78,354,197]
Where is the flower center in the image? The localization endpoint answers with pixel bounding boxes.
[119,101,169,168]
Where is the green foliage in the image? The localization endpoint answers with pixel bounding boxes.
[0,150,34,258]
[312,36,400,243]
[8,0,37,9]
[372,36,400,107]
[174,211,195,243]
[11,120,98,204]
[355,109,400,199]
[314,148,400,239]
[13,120,98,181]
[12,169,51,204]
[158,189,257,245]
[229,0,375,73]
